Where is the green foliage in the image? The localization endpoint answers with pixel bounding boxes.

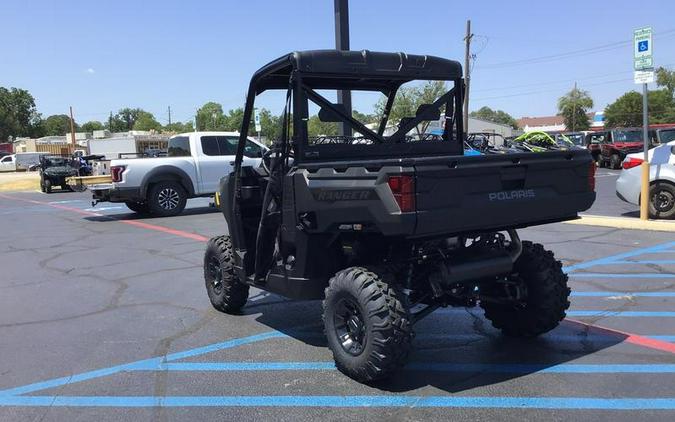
[469,106,519,129]
[374,81,446,137]
[42,114,77,136]
[133,111,161,131]
[81,121,104,132]
[557,87,594,131]
[163,121,194,133]
[0,87,42,140]
[223,108,245,131]
[196,102,226,131]
[107,108,148,132]
[604,89,675,128]
[352,109,377,125]
[307,115,338,137]
[257,108,282,143]
[656,67,675,95]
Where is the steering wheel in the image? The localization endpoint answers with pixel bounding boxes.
[261,147,294,174]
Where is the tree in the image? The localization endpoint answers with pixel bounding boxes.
[469,106,519,129]
[352,109,376,125]
[557,86,594,131]
[656,67,675,95]
[307,115,338,136]
[223,108,245,132]
[42,114,76,136]
[258,108,282,143]
[81,121,104,132]
[107,108,154,132]
[163,121,194,133]
[604,89,675,128]
[374,81,447,137]
[133,111,161,131]
[0,87,42,140]
[196,102,226,131]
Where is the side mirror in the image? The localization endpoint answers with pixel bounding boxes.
[416,104,441,121]
[671,145,675,155]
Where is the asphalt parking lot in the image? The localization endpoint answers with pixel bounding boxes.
[1,186,674,421]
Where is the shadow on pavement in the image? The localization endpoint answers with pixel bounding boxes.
[83,205,219,222]
[250,299,625,393]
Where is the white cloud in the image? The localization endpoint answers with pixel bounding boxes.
[86,68,95,74]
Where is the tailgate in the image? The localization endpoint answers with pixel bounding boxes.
[414,151,595,236]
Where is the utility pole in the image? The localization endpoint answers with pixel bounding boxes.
[463,20,473,130]
[572,82,577,132]
[69,106,76,146]
[334,0,352,136]
[168,106,172,126]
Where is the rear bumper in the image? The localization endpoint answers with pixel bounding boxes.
[92,186,142,203]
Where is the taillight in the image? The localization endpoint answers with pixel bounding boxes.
[111,165,125,182]
[388,175,415,212]
[588,160,596,192]
[622,157,644,170]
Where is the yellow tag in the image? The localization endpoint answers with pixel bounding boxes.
[214,192,220,207]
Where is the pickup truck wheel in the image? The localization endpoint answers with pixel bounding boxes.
[40,180,46,193]
[203,235,249,313]
[323,267,412,382]
[125,201,149,214]
[480,241,570,337]
[148,181,187,216]
[610,154,622,170]
[649,182,675,219]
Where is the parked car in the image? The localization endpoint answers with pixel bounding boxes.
[0,152,49,172]
[592,128,657,169]
[616,141,675,219]
[81,132,267,216]
[38,155,80,193]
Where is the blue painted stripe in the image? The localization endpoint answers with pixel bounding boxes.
[571,291,675,297]
[568,273,675,279]
[1,395,675,409]
[0,331,282,396]
[128,361,675,374]
[563,241,675,272]
[613,260,675,265]
[568,311,675,317]
[652,336,675,342]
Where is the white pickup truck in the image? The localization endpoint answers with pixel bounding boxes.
[89,132,267,216]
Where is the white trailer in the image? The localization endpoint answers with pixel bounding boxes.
[87,137,138,160]
[0,152,49,172]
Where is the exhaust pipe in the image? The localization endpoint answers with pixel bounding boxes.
[432,230,522,285]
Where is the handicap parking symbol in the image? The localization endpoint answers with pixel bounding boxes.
[638,40,649,52]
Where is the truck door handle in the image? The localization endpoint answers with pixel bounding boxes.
[229,161,235,166]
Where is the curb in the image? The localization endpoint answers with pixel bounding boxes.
[564,214,675,232]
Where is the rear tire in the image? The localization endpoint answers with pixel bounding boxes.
[147,181,187,217]
[610,154,622,170]
[323,267,412,382]
[649,182,675,219]
[481,241,570,337]
[44,179,52,194]
[204,235,249,313]
[125,201,150,215]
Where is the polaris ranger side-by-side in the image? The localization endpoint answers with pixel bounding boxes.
[203,50,596,382]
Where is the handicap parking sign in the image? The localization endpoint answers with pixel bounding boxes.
[638,40,649,52]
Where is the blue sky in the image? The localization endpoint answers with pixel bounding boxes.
[1,0,674,125]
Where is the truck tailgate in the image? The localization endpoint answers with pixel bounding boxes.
[414,151,595,236]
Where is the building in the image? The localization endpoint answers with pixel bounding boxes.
[517,112,600,133]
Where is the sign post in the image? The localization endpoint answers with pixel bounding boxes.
[254,108,262,142]
[634,26,653,221]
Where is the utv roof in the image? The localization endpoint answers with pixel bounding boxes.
[251,50,463,93]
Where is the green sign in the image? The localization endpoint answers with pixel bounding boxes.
[634,27,653,70]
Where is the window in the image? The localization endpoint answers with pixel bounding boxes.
[1,156,12,163]
[168,136,191,157]
[200,136,263,158]
[589,133,606,144]
[661,130,675,144]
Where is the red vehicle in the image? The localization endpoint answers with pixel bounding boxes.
[587,128,657,169]
[0,143,13,158]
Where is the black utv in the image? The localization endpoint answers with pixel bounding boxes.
[204,50,596,382]
[38,155,80,193]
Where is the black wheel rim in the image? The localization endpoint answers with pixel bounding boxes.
[333,297,366,356]
[652,189,674,213]
[207,255,223,294]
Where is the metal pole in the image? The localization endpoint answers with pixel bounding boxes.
[334,0,352,136]
[69,106,76,146]
[639,83,650,220]
[463,20,473,130]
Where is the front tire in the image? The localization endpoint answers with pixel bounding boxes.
[610,153,622,170]
[204,236,249,313]
[481,241,570,337]
[649,182,675,219]
[147,181,187,216]
[44,179,52,194]
[323,267,412,382]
